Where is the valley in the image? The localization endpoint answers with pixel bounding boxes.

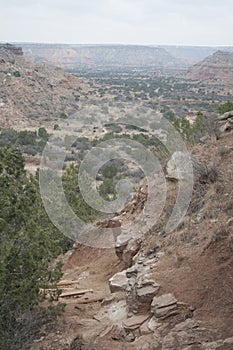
[0,43,233,350]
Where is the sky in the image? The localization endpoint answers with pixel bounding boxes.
[0,0,233,46]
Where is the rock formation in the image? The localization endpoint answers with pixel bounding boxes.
[187,51,233,85]
[21,43,186,70]
[0,43,23,64]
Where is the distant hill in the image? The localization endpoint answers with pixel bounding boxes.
[17,43,233,70]
[160,45,233,64]
[19,43,187,71]
[0,44,84,129]
[186,50,233,85]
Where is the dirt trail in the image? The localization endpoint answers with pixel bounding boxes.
[32,131,233,350]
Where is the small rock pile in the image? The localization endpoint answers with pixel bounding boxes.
[109,255,193,341]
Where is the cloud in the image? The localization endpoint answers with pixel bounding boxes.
[0,0,233,45]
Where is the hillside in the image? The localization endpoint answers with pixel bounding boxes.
[187,51,233,85]
[0,44,85,129]
[161,45,233,65]
[20,43,187,71]
[30,116,233,350]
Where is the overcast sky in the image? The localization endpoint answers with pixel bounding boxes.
[0,0,233,46]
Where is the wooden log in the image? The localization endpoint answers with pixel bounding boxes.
[60,289,93,298]
[57,280,80,287]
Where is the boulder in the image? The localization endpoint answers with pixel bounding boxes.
[116,236,141,267]
[218,110,233,133]
[122,239,142,266]
[109,270,128,293]
[115,235,131,261]
[166,151,192,181]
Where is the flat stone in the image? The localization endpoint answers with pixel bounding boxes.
[151,293,177,309]
[155,304,178,318]
[123,315,150,331]
[137,285,160,299]
[151,293,178,319]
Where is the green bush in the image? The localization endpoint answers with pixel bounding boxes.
[38,127,49,141]
[99,178,116,200]
[218,101,233,114]
[102,163,118,179]
[13,71,20,77]
[0,128,50,156]
[0,147,71,349]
